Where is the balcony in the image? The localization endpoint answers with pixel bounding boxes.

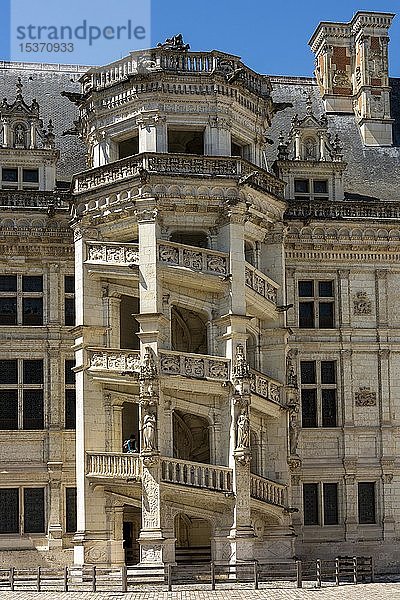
[85,452,287,508]
[87,348,141,377]
[159,350,230,382]
[87,451,141,480]
[0,189,69,210]
[86,241,139,267]
[72,153,284,200]
[245,263,279,318]
[161,457,232,493]
[250,474,286,507]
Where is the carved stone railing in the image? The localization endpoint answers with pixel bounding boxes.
[80,49,270,99]
[72,153,284,199]
[159,350,229,381]
[0,190,69,209]
[161,457,232,493]
[87,348,141,374]
[285,199,400,221]
[250,369,282,404]
[86,241,139,266]
[250,474,286,507]
[158,240,228,276]
[87,452,141,479]
[245,263,278,305]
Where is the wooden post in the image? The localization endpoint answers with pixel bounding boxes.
[211,562,215,590]
[316,559,321,588]
[63,566,68,592]
[9,567,14,592]
[167,564,172,592]
[253,561,259,590]
[37,566,41,592]
[353,556,357,585]
[335,557,339,586]
[121,565,127,592]
[92,565,96,592]
[296,560,302,588]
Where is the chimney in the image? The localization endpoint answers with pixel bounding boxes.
[309,11,395,146]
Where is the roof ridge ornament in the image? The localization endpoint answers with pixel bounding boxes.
[157,33,190,51]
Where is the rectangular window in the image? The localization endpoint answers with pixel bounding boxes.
[300,360,337,428]
[0,275,44,326]
[64,276,75,326]
[304,483,339,526]
[168,129,204,155]
[0,488,19,533]
[0,488,45,535]
[298,280,335,328]
[24,488,45,533]
[65,360,76,429]
[0,359,44,430]
[1,168,39,190]
[294,178,329,201]
[303,483,318,525]
[323,483,338,525]
[66,488,77,533]
[358,482,376,524]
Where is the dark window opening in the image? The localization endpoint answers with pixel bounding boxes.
[66,488,77,533]
[0,298,17,325]
[118,135,139,159]
[22,298,43,326]
[23,390,44,429]
[64,276,75,294]
[358,482,376,524]
[168,129,204,155]
[0,489,19,533]
[2,168,18,183]
[22,169,39,183]
[0,276,17,292]
[323,483,338,525]
[170,231,208,248]
[120,296,140,351]
[301,389,317,428]
[24,488,45,533]
[0,390,18,429]
[65,389,76,429]
[64,298,75,327]
[303,483,318,525]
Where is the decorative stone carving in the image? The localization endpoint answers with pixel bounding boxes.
[355,387,377,406]
[158,241,228,276]
[142,411,157,452]
[288,456,302,471]
[88,349,141,374]
[353,291,372,315]
[140,348,158,398]
[289,408,300,455]
[87,242,139,266]
[245,265,277,305]
[159,351,229,381]
[157,34,190,51]
[236,409,250,450]
[286,349,298,388]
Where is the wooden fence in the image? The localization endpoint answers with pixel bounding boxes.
[0,557,373,592]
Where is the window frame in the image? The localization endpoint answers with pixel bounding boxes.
[300,359,338,428]
[358,482,377,525]
[303,481,340,526]
[293,177,329,201]
[298,279,335,329]
[0,487,46,535]
[65,487,77,534]
[65,358,76,429]
[1,167,40,191]
[64,275,75,327]
[0,274,44,326]
[0,358,45,430]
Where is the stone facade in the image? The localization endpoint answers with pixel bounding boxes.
[1,10,400,573]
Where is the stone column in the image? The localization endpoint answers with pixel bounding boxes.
[48,264,60,324]
[138,113,165,153]
[381,468,395,540]
[112,404,123,453]
[109,504,125,565]
[205,116,231,156]
[343,463,358,541]
[1,118,9,147]
[47,462,63,548]
[105,293,121,348]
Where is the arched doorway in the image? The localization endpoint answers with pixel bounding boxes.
[175,513,212,564]
[173,411,210,463]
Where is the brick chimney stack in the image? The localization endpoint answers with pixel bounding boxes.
[309,11,395,146]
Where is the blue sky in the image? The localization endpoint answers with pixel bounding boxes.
[151,0,400,76]
[1,0,400,76]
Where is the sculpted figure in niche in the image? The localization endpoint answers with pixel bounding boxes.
[142,412,157,452]
[304,137,316,160]
[14,124,26,147]
[236,410,250,450]
[289,410,300,455]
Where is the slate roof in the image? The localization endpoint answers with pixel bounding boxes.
[1,61,399,201]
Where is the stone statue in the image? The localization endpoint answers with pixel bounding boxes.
[236,410,250,450]
[142,412,157,452]
[157,34,190,51]
[289,410,300,455]
[14,124,26,147]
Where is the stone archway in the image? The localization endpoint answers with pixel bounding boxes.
[174,513,212,564]
[171,306,208,355]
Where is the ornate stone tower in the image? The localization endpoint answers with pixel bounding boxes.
[309,11,394,145]
[68,37,295,567]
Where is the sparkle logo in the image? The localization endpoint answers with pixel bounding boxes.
[3,0,151,65]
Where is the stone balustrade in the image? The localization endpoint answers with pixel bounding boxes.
[250,369,282,404]
[159,350,230,381]
[161,457,233,493]
[0,190,69,209]
[250,474,286,506]
[86,241,139,266]
[245,263,278,305]
[87,452,141,479]
[87,348,141,374]
[72,153,284,199]
[158,240,228,276]
[80,49,270,98]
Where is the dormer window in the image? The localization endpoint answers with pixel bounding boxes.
[1,167,39,190]
[294,178,328,201]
